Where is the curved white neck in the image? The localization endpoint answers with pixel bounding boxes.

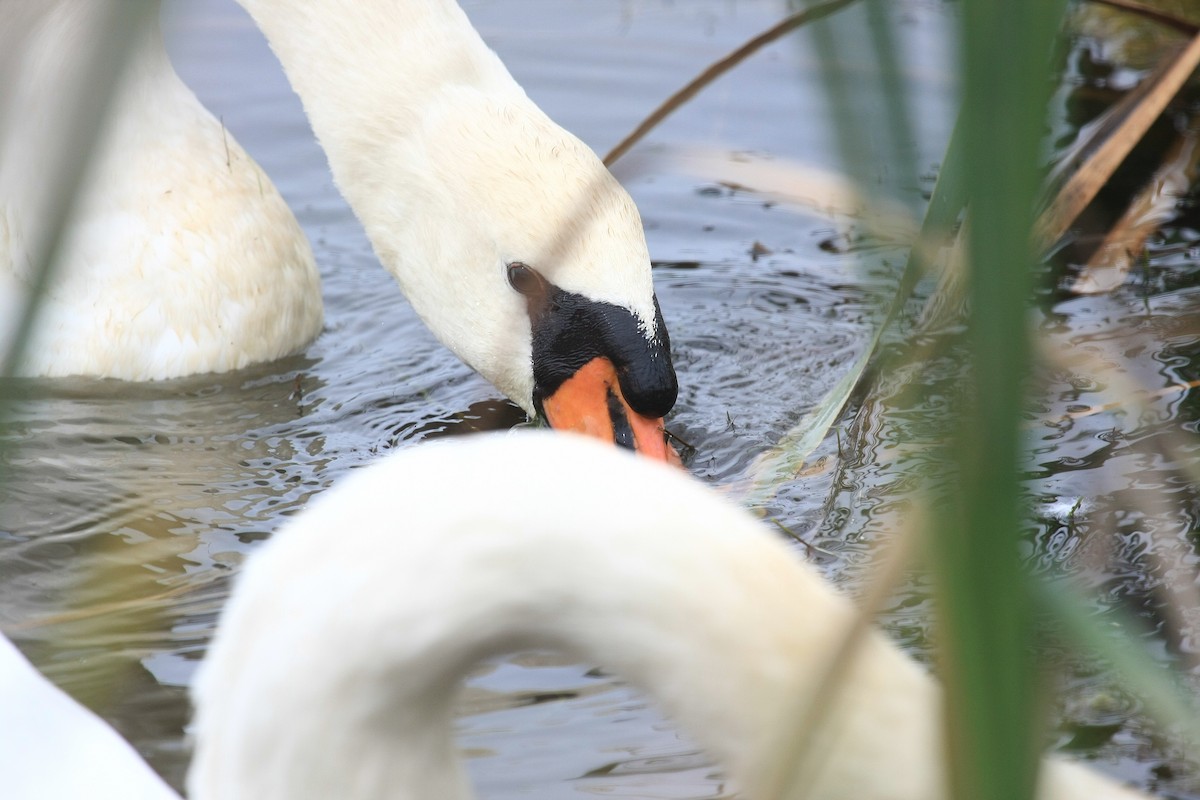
[189,436,941,799]
[189,435,1147,800]
[232,0,529,273]
[237,0,520,121]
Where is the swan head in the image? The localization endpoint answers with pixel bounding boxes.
[235,3,680,459]
[336,91,679,461]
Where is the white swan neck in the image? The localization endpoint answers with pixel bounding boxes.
[236,0,522,138]
[188,435,1150,799]
[230,0,659,411]
[189,436,940,799]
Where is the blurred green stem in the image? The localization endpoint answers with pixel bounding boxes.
[0,1,154,381]
[930,1,1068,799]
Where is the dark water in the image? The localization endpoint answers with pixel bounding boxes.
[0,0,1197,797]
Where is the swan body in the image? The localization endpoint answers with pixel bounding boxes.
[0,2,322,380]
[0,433,1152,798]
[0,636,176,800]
[1,0,678,449]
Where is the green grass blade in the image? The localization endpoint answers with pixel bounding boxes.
[740,114,966,506]
[1038,578,1200,751]
[0,1,154,382]
[929,1,1070,798]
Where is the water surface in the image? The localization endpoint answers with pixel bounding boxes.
[1,0,1196,797]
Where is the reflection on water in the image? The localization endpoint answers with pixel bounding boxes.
[1,0,1197,797]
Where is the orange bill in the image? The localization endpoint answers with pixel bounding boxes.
[541,357,681,466]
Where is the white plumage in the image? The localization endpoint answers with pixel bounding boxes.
[1,0,660,421]
[1,433,1151,800]
[0,1,321,380]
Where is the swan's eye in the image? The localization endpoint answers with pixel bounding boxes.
[506,262,543,297]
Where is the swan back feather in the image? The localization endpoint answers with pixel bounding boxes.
[0,1,321,379]
[0,636,177,800]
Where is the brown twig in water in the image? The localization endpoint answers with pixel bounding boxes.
[1071,127,1200,293]
[761,512,921,799]
[603,0,861,167]
[1063,378,1200,420]
[769,517,837,557]
[1035,30,1200,251]
[1085,0,1199,35]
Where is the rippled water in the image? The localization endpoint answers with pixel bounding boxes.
[1,0,1197,797]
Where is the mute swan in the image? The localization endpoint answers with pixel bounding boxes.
[0,636,177,800]
[0,2,322,381]
[0,1,677,459]
[1,434,1150,799]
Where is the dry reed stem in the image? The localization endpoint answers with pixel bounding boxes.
[1072,127,1200,293]
[1035,31,1200,253]
[1086,0,1199,34]
[1039,336,1200,678]
[1038,338,1200,489]
[763,509,923,800]
[602,0,860,167]
[1062,378,1200,420]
